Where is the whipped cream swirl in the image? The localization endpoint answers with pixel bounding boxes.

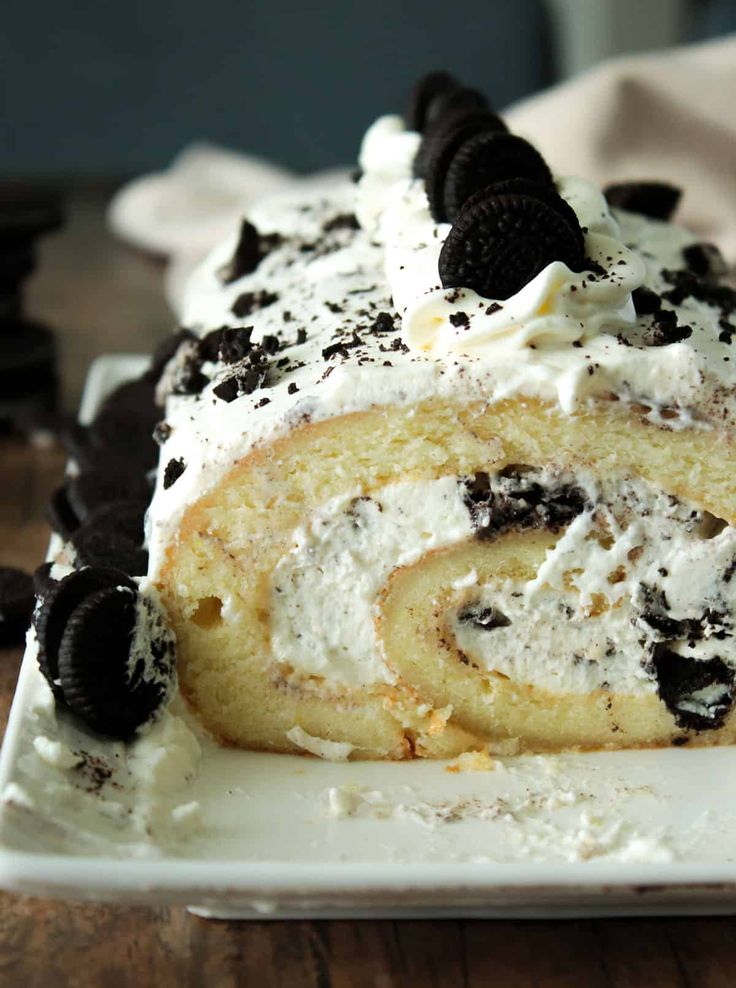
[357,114,647,363]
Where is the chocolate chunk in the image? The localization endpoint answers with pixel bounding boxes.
[199,326,254,365]
[424,86,490,130]
[67,468,151,523]
[461,467,589,538]
[163,457,186,489]
[231,289,278,319]
[46,484,81,540]
[405,70,459,132]
[322,213,360,233]
[220,220,262,283]
[57,586,167,739]
[457,602,511,631]
[441,133,554,223]
[682,242,727,280]
[371,311,396,333]
[153,421,172,446]
[147,329,196,384]
[652,646,735,731]
[603,181,682,221]
[71,525,148,576]
[632,286,661,315]
[0,567,34,647]
[661,268,736,314]
[212,376,239,403]
[439,192,585,300]
[34,566,136,690]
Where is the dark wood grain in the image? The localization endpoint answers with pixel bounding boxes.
[1,183,736,988]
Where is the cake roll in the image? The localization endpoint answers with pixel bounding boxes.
[36,74,736,758]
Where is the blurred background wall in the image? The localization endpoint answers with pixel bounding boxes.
[1,0,735,177]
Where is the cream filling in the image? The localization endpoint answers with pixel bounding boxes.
[270,471,736,696]
[270,476,475,687]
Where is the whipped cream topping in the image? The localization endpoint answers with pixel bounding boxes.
[356,114,731,413]
[147,112,735,612]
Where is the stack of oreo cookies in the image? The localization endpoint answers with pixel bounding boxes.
[406,73,586,299]
[34,341,178,738]
[0,187,63,431]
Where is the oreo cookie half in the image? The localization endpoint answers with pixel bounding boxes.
[442,132,554,223]
[34,566,135,691]
[405,71,459,132]
[603,181,682,221]
[438,192,586,300]
[57,585,166,739]
[0,567,34,647]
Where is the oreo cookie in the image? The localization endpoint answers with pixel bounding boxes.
[652,646,735,731]
[146,328,196,385]
[462,178,585,254]
[441,132,554,223]
[46,484,81,540]
[424,86,490,130]
[413,109,507,180]
[66,468,151,523]
[0,567,34,647]
[603,181,682,221]
[57,586,168,739]
[220,219,262,284]
[439,192,586,300]
[34,566,135,690]
[405,71,459,132]
[87,376,160,471]
[71,524,148,576]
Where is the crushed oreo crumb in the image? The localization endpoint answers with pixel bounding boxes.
[163,458,186,489]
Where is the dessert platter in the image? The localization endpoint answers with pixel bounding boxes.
[2,73,736,917]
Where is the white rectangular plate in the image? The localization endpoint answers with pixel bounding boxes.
[2,354,736,919]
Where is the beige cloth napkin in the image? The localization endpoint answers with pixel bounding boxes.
[109,35,736,313]
[506,33,736,267]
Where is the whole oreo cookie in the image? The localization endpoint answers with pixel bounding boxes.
[413,109,507,179]
[57,585,166,739]
[405,70,459,132]
[71,524,149,576]
[66,468,151,523]
[0,567,34,647]
[88,377,160,471]
[34,566,135,691]
[442,132,554,223]
[45,484,82,540]
[422,114,509,212]
[438,192,586,300]
[603,181,682,221]
[424,86,490,130]
[461,178,585,255]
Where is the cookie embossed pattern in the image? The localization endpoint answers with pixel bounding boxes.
[2,69,736,914]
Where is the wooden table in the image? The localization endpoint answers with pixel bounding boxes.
[1,183,736,987]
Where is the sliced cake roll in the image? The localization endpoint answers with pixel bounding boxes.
[146,73,736,759]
